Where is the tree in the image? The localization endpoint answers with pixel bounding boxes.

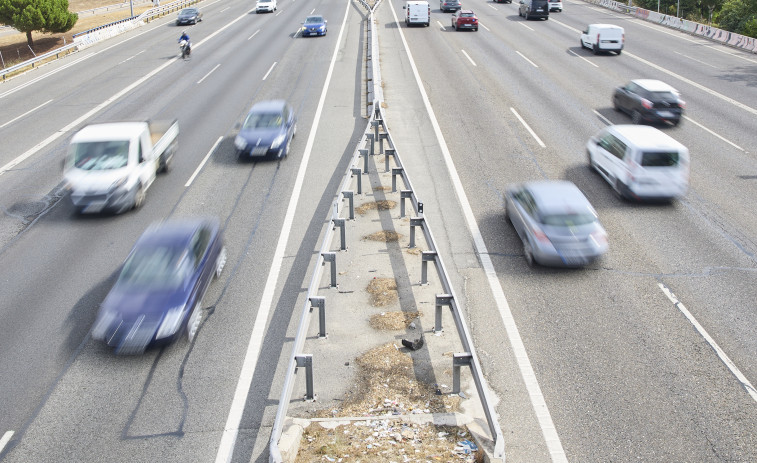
[716,0,757,35]
[0,0,77,48]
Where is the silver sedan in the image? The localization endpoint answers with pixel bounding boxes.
[505,180,608,267]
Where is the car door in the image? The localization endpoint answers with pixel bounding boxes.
[136,134,157,192]
[508,189,533,242]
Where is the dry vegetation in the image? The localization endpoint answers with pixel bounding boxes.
[366,277,398,307]
[369,311,420,330]
[355,200,396,215]
[364,230,401,242]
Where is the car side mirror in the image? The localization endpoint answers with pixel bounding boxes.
[402,5,406,8]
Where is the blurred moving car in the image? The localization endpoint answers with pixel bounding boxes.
[440,0,461,12]
[176,8,202,25]
[256,0,277,13]
[505,180,608,267]
[235,100,297,160]
[548,0,563,11]
[581,24,624,54]
[493,0,512,4]
[404,0,431,26]
[587,125,690,200]
[519,0,549,20]
[613,79,685,125]
[301,15,328,36]
[91,218,227,355]
[451,10,478,30]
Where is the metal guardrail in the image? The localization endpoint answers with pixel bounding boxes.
[268,0,505,460]
[1,43,78,80]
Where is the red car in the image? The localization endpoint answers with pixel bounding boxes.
[451,9,478,31]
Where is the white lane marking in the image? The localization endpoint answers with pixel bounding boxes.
[248,29,260,40]
[0,99,52,129]
[658,283,757,403]
[683,115,744,151]
[461,49,477,66]
[185,136,222,187]
[568,49,599,67]
[196,64,221,84]
[593,109,612,125]
[276,10,283,16]
[0,431,13,454]
[118,49,145,65]
[516,50,538,67]
[487,3,498,9]
[704,45,757,63]
[310,8,315,14]
[262,61,277,80]
[550,18,580,33]
[519,22,534,32]
[214,0,352,461]
[511,107,546,147]
[480,22,490,31]
[674,51,718,68]
[220,7,230,12]
[437,20,446,30]
[0,8,255,177]
[389,3,567,462]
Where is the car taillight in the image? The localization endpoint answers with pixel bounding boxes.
[640,98,653,109]
[590,231,608,245]
[622,33,625,44]
[596,33,600,44]
[678,100,686,109]
[533,228,550,243]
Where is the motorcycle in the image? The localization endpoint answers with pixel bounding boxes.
[179,39,191,59]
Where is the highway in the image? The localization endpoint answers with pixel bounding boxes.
[0,0,756,461]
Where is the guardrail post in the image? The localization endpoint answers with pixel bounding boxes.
[384,148,395,172]
[322,252,337,287]
[409,217,424,249]
[452,353,472,394]
[421,251,437,285]
[343,191,355,220]
[295,354,315,400]
[378,133,388,154]
[360,148,369,173]
[392,168,403,192]
[372,120,380,143]
[400,190,412,218]
[351,167,362,194]
[435,294,453,334]
[310,296,327,338]
[332,218,346,250]
[366,133,375,157]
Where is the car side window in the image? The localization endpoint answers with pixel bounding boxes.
[190,227,212,268]
[606,134,627,160]
[138,141,145,164]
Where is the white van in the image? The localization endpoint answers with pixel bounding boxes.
[580,24,624,55]
[403,1,430,27]
[587,125,689,200]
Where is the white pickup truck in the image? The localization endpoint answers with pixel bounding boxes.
[63,120,179,214]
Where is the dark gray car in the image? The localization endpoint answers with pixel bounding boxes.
[519,0,549,19]
[176,8,202,25]
[505,180,608,267]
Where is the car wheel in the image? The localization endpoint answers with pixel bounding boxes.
[614,179,628,200]
[672,118,681,126]
[474,27,478,31]
[593,44,600,55]
[518,9,522,16]
[631,110,642,124]
[587,149,597,170]
[524,11,529,19]
[616,49,622,55]
[215,246,227,278]
[133,184,145,210]
[283,139,291,158]
[523,240,535,267]
[187,300,202,342]
[612,96,621,112]
[292,123,297,138]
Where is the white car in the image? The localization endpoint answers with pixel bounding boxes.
[581,24,624,55]
[256,0,277,13]
[548,0,562,11]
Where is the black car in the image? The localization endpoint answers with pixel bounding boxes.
[176,8,202,25]
[440,0,461,12]
[519,0,549,19]
[613,79,685,125]
[91,218,227,354]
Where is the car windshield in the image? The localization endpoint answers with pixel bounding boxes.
[69,141,129,170]
[118,245,194,289]
[540,213,597,227]
[180,8,196,14]
[243,111,283,129]
[648,91,679,101]
[461,12,474,17]
[641,151,679,167]
[305,16,324,23]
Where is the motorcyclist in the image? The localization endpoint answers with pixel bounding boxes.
[178,31,191,56]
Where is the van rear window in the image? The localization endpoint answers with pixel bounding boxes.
[641,151,679,167]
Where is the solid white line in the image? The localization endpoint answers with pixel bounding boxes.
[0,8,255,177]
[461,49,477,66]
[197,64,221,84]
[262,62,277,80]
[515,50,538,68]
[185,136,222,187]
[389,3,567,462]
[437,20,446,30]
[592,109,611,126]
[704,45,757,63]
[0,99,52,129]
[487,3,498,9]
[213,0,352,461]
[673,51,717,68]
[511,107,546,147]
[682,115,744,151]
[658,283,757,403]
[248,29,260,40]
[518,22,534,32]
[480,23,490,31]
[0,431,13,454]
[568,49,598,68]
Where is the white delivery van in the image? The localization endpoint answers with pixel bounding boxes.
[403,1,430,27]
[580,24,624,55]
[587,125,689,201]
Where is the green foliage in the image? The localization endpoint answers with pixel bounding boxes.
[0,0,78,46]
[715,0,757,35]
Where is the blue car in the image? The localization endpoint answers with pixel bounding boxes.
[234,100,297,159]
[91,218,227,354]
[301,15,327,36]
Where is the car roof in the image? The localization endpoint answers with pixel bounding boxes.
[459,9,475,14]
[249,100,288,113]
[630,79,678,93]
[521,181,594,214]
[72,122,145,142]
[139,218,217,246]
[589,24,624,31]
[606,125,688,151]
